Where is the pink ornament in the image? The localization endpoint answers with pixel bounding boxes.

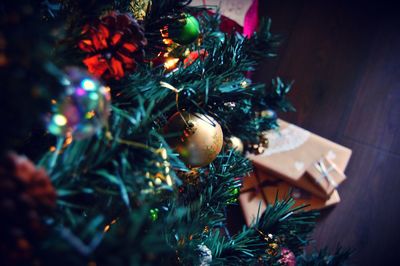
[243,0,259,37]
[278,247,296,266]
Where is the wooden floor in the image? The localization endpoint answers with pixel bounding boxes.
[230,1,400,265]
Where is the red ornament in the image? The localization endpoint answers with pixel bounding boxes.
[183,49,208,68]
[278,247,296,266]
[78,11,147,80]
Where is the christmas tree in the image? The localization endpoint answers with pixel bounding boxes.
[0,1,350,265]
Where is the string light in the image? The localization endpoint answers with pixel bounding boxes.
[53,114,67,126]
[103,225,111,233]
[103,219,118,233]
[164,57,179,70]
[81,78,96,91]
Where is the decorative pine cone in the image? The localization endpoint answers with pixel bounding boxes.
[78,11,148,80]
[0,153,56,266]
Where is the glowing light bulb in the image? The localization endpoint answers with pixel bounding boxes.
[164,58,179,70]
[53,114,67,126]
[81,78,96,91]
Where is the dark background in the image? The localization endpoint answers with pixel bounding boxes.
[230,1,400,265]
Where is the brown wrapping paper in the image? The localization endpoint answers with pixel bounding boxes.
[248,119,352,199]
[240,171,340,226]
[306,156,346,196]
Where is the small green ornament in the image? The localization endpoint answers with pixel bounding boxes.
[150,208,159,221]
[168,14,200,45]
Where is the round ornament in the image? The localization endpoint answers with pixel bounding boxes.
[168,14,200,45]
[227,136,244,153]
[47,67,111,139]
[164,112,223,168]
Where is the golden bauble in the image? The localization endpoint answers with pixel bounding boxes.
[228,136,244,153]
[164,112,223,167]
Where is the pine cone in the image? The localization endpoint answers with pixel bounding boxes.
[0,153,56,266]
[78,11,148,80]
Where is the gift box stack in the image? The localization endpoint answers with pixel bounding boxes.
[240,120,352,225]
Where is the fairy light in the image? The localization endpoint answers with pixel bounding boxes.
[154,178,162,185]
[160,148,168,160]
[89,92,99,101]
[103,219,118,233]
[184,48,190,57]
[166,174,173,186]
[104,86,111,93]
[240,80,249,88]
[164,58,179,70]
[103,225,111,232]
[64,134,73,147]
[53,114,67,126]
[163,38,174,45]
[85,110,96,119]
[160,26,169,38]
[81,78,96,91]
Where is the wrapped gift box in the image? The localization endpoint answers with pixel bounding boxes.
[247,119,352,199]
[240,170,340,226]
[306,156,346,196]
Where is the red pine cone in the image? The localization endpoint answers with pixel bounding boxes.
[0,153,56,266]
[78,11,147,80]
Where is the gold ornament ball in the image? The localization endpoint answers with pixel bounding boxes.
[228,136,244,153]
[164,112,223,167]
